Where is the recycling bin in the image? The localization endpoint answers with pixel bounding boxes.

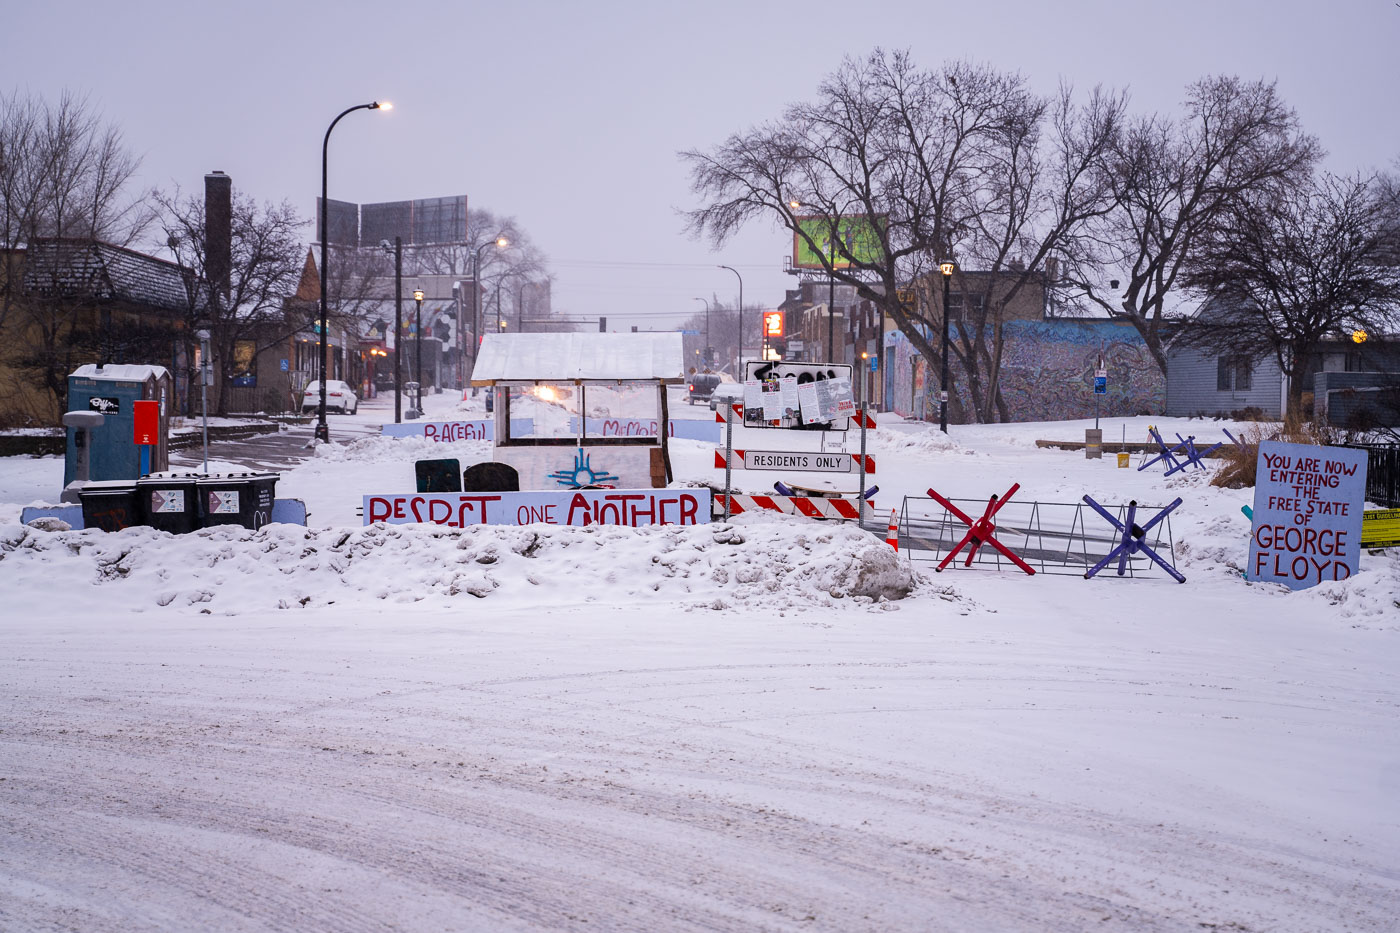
[196,472,279,530]
[137,474,202,534]
[78,480,141,532]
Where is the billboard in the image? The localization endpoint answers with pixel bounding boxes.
[317,195,469,248]
[362,195,469,246]
[792,215,885,269]
[317,198,362,247]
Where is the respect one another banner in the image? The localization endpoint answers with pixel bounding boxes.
[1247,441,1367,590]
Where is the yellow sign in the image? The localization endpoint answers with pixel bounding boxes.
[1362,508,1400,548]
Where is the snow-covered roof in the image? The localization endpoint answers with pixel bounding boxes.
[70,364,171,383]
[471,333,684,384]
[23,239,193,312]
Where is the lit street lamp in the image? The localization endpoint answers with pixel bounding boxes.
[316,99,390,443]
[939,259,956,433]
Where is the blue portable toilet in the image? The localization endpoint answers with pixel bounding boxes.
[65,364,173,486]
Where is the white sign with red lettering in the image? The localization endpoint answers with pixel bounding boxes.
[381,420,495,442]
[363,488,711,528]
[1247,441,1366,590]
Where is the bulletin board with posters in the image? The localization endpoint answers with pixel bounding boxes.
[740,361,856,431]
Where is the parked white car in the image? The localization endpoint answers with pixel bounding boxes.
[708,382,744,412]
[302,380,358,415]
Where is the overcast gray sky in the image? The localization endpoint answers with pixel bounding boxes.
[5,0,1397,330]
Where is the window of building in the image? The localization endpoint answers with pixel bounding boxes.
[1218,355,1253,392]
[946,293,985,323]
[1217,356,1232,391]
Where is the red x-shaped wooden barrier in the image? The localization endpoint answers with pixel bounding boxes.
[926,482,1036,575]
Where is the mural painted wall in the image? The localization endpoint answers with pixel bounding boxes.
[886,320,1164,422]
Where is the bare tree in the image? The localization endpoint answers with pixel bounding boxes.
[0,90,151,331]
[683,50,1123,421]
[1062,76,1320,376]
[941,83,1125,421]
[156,188,306,415]
[1179,172,1400,417]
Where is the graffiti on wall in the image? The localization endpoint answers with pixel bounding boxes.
[886,320,1164,422]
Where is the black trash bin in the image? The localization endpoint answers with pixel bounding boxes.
[137,473,202,534]
[78,480,141,532]
[415,458,462,492]
[196,472,279,530]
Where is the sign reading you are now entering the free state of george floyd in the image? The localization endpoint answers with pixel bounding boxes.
[1247,441,1367,589]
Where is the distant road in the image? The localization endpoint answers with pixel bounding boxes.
[170,403,389,473]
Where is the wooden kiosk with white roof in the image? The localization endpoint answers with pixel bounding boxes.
[470,332,684,490]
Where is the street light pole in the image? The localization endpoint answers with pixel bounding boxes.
[316,99,390,444]
[413,288,425,396]
[469,235,511,379]
[718,265,742,373]
[939,260,956,433]
[693,297,710,367]
[391,237,402,423]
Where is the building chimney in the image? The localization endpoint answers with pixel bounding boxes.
[204,171,233,305]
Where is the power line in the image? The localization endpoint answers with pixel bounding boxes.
[547,259,777,271]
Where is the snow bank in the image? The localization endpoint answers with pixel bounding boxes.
[1,515,915,614]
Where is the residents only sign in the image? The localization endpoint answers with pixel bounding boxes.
[1247,441,1367,589]
[364,488,711,528]
[728,450,868,473]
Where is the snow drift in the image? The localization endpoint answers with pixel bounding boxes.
[1,514,915,614]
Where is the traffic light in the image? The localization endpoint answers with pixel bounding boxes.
[598,317,607,332]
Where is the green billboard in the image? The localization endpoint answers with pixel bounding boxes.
[791,215,885,269]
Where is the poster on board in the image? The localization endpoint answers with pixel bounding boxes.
[742,361,855,429]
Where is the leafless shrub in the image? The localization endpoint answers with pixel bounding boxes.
[1211,412,1341,488]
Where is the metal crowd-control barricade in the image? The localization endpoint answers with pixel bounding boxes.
[890,493,1183,580]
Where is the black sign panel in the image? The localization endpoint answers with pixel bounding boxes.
[88,396,120,415]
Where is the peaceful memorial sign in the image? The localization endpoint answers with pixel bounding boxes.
[1247,441,1367,589]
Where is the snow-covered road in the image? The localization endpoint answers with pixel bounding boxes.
[3,572,1397,931]
[2,391,1398,930]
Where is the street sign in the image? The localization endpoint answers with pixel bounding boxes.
[716,449,874,473]
[679,329,701,335]
[1094,376,1106,394]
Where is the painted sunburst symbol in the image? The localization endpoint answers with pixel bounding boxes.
[547,449,620,489]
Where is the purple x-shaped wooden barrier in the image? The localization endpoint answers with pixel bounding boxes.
[1081,495,1186,583]
[1137,427,1223,476]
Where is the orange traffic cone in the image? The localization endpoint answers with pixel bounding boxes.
[885,509,899,551]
